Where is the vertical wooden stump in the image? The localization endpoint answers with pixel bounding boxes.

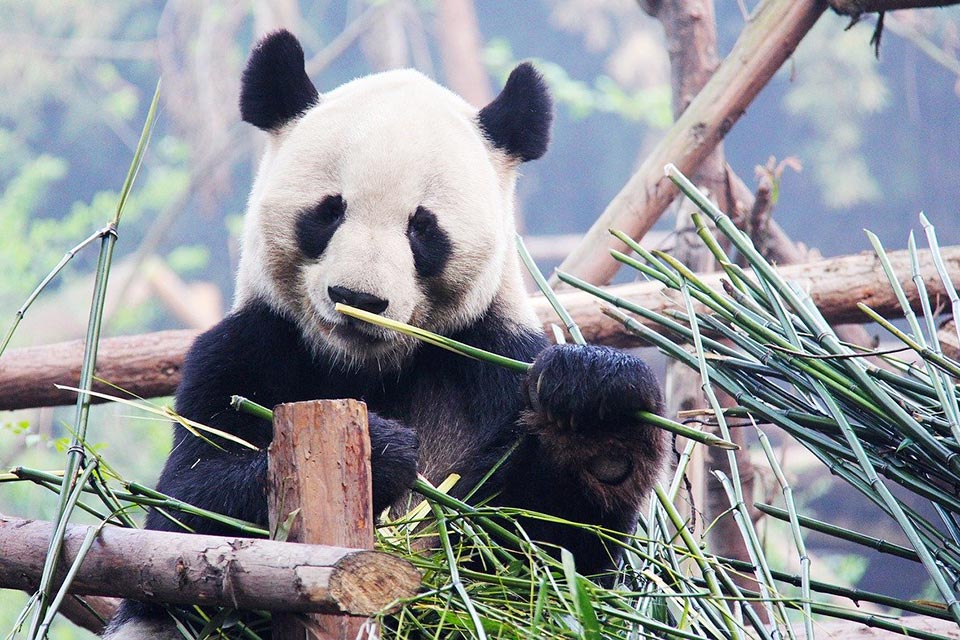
[268,399,374,640]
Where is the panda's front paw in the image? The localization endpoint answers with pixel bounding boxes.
[525,344,662,432]
[523,344,666,503]
[369,415,419,514]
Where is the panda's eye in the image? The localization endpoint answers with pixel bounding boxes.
[408,206,436,236]
[314,194,346,225]
[296,194,346,259]
[407,206,451,278]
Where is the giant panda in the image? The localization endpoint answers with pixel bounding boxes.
[105,30,666,639]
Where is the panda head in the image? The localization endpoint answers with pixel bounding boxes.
[234,30,552,370]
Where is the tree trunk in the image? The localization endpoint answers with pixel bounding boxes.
[828,0,960,18]
[643,0,760,604]
[435,0,491,107]
[555,0,825,286]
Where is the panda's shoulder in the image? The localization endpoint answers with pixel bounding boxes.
[177,299,309,410]
[449,306,549,367]
[185,299,304,367]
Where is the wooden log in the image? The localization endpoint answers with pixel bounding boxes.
[0,514,418,615]
[554,0,825,286]
[0,329,191,409]
[2,245,958,411]
[58,594,120,636]
[268,399,380,640]
[800,617,960,640]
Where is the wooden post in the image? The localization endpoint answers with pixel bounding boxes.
[268,399,375,640]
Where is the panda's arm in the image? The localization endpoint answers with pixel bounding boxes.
[145,302,301,534]
[492,343,667,577]
[148,300,417,534]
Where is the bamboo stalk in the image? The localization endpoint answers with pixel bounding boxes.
[27,80,161,638]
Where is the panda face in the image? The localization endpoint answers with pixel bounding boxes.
[234,31,551,370]
[239,71,514,368]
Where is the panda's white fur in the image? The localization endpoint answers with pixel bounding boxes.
[236,68,535,370]
[106,30,666,639]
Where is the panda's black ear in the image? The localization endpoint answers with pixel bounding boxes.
[240,30,319,132]
[478,63,553,162]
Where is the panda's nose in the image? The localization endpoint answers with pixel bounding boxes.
[328,286,389,315]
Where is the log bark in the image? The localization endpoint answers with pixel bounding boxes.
[435,0,491,107]
[0,329,191,409]
[0,515,418,615]
[57,595,120,636]
[555,0,826,286]
[2,245,958,411]
[801,617,960,640]
[269,400,378,639]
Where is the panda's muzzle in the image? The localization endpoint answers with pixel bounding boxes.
[328,286,389,315]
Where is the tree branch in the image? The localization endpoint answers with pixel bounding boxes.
[0,515,419,616]
[828,0,960,18]
[554,0,825,286]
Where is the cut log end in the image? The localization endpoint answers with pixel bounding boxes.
[329,550,421,615]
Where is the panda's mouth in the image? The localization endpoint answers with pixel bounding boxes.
[337,319,387,344]
[330,318,394,349]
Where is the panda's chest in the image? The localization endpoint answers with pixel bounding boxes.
[349,368,505,486]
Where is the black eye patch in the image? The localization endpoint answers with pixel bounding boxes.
[296,194,345,259]
[407,206,451,278]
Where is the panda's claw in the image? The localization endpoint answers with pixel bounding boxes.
[525,344,663,434]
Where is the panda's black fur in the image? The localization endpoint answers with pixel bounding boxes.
[107,29,666,639]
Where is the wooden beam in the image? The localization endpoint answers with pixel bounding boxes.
[2,245,958,411]
[554,0,825,285]
[0,514,419,616]
[0,329,192,410]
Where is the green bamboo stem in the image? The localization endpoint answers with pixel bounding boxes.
[858,303,960,378]
[608,229,682,287]
[230,394,275,422]
[653,484,742,640]
[0,225,112,358]
[920,213,960,352]
[713,468,791,639]
[666,163,960,476]
[37,523,106,636]
[10,465,268,536]
[555,270,744,360]
[28,81,161,639]
[908,233,960,438]
[870,230,960,443]
[717,555,949,619]
[428,500,488,640]
[811,378,960,623]
[748,497,924,561]
[648,508,773,640]
[515,234,585,344]
[754,428,813,640]
[679,282,792,640]
[336,303,735,449]
[689,212,749,295]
